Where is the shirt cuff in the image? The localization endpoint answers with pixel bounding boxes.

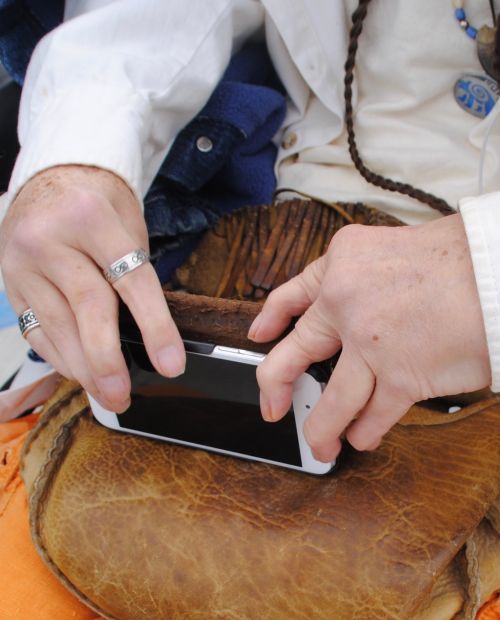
[9,84,151,207]
[459,192,500,392]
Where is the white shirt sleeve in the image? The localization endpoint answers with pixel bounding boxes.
[459,192,500,392]
[9,0,264,205]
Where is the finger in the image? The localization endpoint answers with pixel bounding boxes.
[20,274,129,412]
[82,219,185,378]
[43,249,132,408]
[303,349,375,463]
[25,329,73,378]
[346,387,412,452]
[5,286,73,378]
[248,255,326,342]
[113,267,185,377]
[257,300,341,422]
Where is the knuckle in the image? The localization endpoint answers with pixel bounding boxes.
[264,288,283,313]
[329,223,365,252]
[290,321,319,358]
[61,189,109,230]
[295,269,319,304]
[72,286,116,313]
[125,296,178,347]
[140,317,176,350]
[38,309,71,337]
[85,338,124,378]
[13,219,48,257]
[292,308,333,355]
[256,361,271,387]
[93,356,124,379]
[80,324,122,371]
[256,356,285,388]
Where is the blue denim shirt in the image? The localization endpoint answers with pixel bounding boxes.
[146,43,286,281]
[0,3,286,283]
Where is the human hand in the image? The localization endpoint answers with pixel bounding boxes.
[248,214,491,462]
[0,165,185,412]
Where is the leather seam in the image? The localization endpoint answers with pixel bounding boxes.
[20,385,82,470]
[28,407,116,620]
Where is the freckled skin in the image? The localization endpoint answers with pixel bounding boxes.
[251,214,491,460]
[0,165,185,413]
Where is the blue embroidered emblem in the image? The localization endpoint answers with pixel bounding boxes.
[454,73,499,118]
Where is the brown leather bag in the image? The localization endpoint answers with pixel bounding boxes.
[21,200,500,620]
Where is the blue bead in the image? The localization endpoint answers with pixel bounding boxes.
[466,25,478,38]
[455,8,466,20]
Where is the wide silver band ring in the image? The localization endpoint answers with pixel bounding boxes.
[103,248,150,284]
[18,308,40,338]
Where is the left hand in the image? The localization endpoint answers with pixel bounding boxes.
[248,214,491,462]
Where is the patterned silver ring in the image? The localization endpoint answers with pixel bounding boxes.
[18,308,41,338]
[103,248,150,284]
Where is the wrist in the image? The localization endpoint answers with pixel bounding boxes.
[15,165,140,214]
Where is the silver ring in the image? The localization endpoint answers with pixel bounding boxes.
[18,308,40,338]
[103,248,150,284]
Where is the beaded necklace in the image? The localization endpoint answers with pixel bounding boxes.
[452,1,500,117]
[453,0,496,40]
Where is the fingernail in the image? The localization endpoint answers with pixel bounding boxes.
[97,375,129,402]
[248,313,263,341]
[157,345,185,377]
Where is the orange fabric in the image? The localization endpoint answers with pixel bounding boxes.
[0,414,101,620]
[477,594,500,620]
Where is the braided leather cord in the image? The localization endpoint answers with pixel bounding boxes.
[344,0,456,216]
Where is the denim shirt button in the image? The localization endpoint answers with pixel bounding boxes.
[196,136,214,153]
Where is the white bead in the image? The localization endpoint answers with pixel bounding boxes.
[452,0,464,8]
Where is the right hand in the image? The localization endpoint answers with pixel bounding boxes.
[249,216,490,461]
[0,165,185,412]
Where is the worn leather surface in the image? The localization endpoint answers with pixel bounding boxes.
[20,199,500,619]
[22,380,500,620]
